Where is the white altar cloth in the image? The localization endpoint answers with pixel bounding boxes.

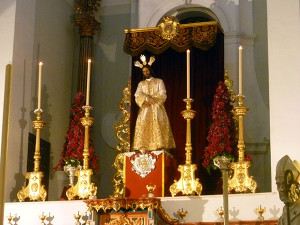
[3,192,283,224]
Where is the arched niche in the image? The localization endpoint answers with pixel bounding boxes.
[111,20,225,197]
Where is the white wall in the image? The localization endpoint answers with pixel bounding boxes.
[267,0,300,191]
[0,0,17,222]
[3,0,74,202]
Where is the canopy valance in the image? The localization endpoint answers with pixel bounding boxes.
[123,21,222,56]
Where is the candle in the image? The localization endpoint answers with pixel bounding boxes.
[186,49,190,99]
[239,46,243,95]
[38,61,43,109]
[86,59,91,106]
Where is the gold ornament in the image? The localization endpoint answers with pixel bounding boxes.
[17,109,47,202]
[228,95,257,193]
[256,205,266,221]
[66,106,97,200]
[169,99,202,196]
[112,79,131,198]
[158,16,179,40]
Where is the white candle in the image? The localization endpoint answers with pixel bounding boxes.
[38,62,43,109]
[86,59,91,106]
[186,49,190,99]
[239,46,243,95]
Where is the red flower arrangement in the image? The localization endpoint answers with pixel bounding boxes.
[202,81,238,172]
[54,92,99,173]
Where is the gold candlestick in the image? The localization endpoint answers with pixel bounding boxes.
[74,212,82,225]
[256,205,266,221]
[39,212,48,224]
[228,95,257,193]
[177,208,188,223]
[146,183,156,198]
[66,105,97,200]
[17,109,47,201]
[169,99,202,196]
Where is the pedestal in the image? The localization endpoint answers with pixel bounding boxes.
[124,151,175,198]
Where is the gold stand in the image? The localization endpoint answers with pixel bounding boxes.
[66,106,97,200]
[228,95,257,193]
[169,99,202,196]
[17,109,47,201]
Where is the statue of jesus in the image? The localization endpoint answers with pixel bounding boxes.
[132,57,175,152]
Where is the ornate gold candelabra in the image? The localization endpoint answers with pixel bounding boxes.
[228,95,257,193]
[66,105,97,200]
[17,109,47,201]
[169,99,202,196]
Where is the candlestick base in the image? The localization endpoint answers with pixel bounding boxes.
[169,163,202,196]
[66,169,97,200]
[17,171,47,202]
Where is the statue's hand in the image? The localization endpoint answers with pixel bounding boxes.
[148,98,156,105]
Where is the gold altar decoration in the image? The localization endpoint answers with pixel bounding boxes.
[124,21,221,56]
[84,198,178,224]
[74,212,82,224]
[169,99,202,196]
[224,69,236,101]
[146,183,156,198]
[112,79,131,198]
[104,215,143,225]
[66,106,97,200]
[17,109,47,202]
[39,212,48,224]
[158,16,179,40]
[228,95,257,193]
[176,208,188,222]
[216,207,224,222]
[256,205,266,221]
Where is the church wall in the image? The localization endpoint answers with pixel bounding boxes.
[0,0,17,221]
[34,0,74,201]
[3,0,38,202]
[2,0,74,201]
[267,0,300,191]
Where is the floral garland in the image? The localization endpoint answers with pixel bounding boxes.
[202,81,238,172]
[54,92,99,173]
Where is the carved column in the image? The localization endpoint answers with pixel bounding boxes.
[74,0,101,94]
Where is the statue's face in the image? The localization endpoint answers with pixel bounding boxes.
[276,176,288,202]
[142,67,151,79]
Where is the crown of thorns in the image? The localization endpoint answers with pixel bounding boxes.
[134,55,155,68]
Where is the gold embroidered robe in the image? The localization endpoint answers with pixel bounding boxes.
[132,77,176,151]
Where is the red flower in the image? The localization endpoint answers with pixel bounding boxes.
[202,81,240,172]
[53,92,99,173]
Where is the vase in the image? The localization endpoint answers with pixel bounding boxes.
[64,165,81,186]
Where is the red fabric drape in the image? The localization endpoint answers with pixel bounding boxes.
[130,33,224,195]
